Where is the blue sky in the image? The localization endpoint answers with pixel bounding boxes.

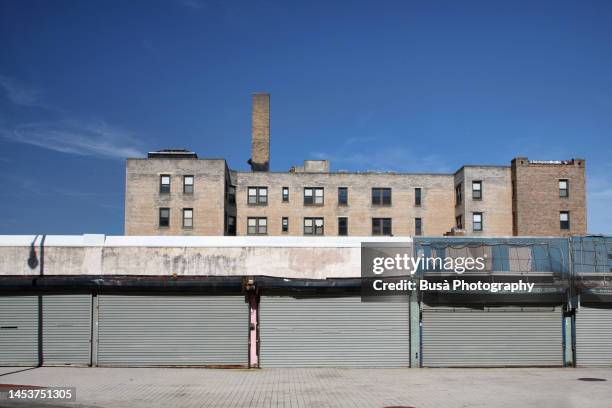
[0,0,611,235]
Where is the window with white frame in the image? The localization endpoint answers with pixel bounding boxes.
[183,176,194,194]
[472,181,482,199]
[304,187,324,205]
[160,175,171,194]
[304,217,324,235]
[247,217,267,235]
[560,211,570,230]
[559,179,568,197]
[247,187,268,205]
[473,212,483,232]
[182,208,193,228]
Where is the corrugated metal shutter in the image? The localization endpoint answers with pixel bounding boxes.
[422,306,562,367]
[0,296,38,366]
[576,307,612,366]
[259,296,410,367]
[97,295,248,366]
[43,295,92,365]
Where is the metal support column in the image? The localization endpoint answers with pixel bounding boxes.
[409,287,420,368]
[563,313,574,366]
[91,294,99,367]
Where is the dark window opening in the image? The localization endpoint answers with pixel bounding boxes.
[338,187,348,205]
[415,218,422,236]
[227,216,236,235]
[159,208,170,227]
[455,183,462,205]
[228,185,236,204]
[338,217,348,236]
[372,218,392,236]
[456,215,463,229]
[415,188,422,206]
[372,188,392,206]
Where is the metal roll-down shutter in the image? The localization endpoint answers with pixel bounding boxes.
[0,296,38,366]
[43,295,92,365]
[422,306,562,367]
[97,295,248,366]
[576,307,612,366]
[259,296,410,367]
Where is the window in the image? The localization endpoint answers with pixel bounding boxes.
[473,212,483,232]
[304,217,324,235]
[472,181,482,200]
[282,217,289,233]
[247,217,267,235]
[228,185,236,204]
[338,217,348,236]
[415,188,422,206]
[183,176,194,194]
[372,188,392,206]
[282,187,289,202]
[415,218,422,236]
[560,211,570,230]
[304,187,324,205]
[372,218,392,236]
[455,183,462,205]
[182,208,193,228]
[227,216,236,235]
[559,179,568,197]
[160,175,170,194]
[159,208,170,227]
[456,215,463,229]
[338,187,348,205]
[247,187,268,205]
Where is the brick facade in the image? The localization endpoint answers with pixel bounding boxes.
[124,158,230,236]
[511,157,586,236]
[123,94,588,237]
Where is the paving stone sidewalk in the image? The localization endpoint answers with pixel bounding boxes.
[0,366,611,408]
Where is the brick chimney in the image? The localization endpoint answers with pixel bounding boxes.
[249,93,270,171]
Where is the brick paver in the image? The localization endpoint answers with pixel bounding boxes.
[0,366,611,408]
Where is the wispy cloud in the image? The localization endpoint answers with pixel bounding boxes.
[0,75,43,107]
[0,173,122,211]
[1,119,144,159]
[0,75,143,160]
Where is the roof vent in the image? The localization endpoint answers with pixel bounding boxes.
[147,149,198,159]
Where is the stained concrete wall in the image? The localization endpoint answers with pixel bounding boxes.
[0,235,411,279]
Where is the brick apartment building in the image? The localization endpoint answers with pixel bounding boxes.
[124,93,587,237]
